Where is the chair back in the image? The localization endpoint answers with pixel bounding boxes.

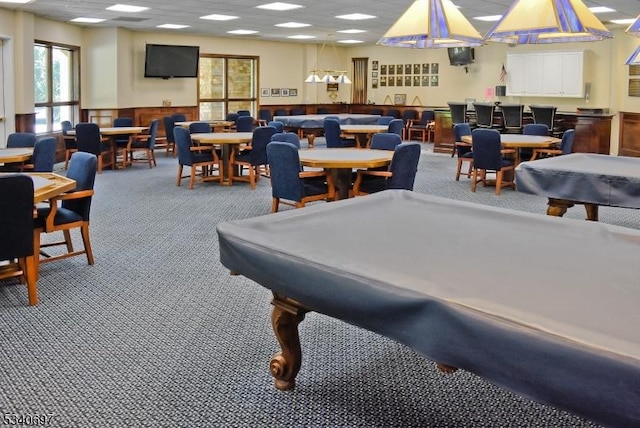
[387,119,404,137]
[267,141,304,203]
[75,123,102,156]
[274,108,289,116]
[370,133,402,151]
[0,175,34,260]
[523,124,549,136]
[453,123,472,156]
[271,132,300,148]
[323,118,344,148]
[171,113,187,122]
[419,110,435,125]
[7,133,36,148]
[163,116,177,144]
[369,108,384,116]
[237,110,251,117]
[473,103,496,128]
[401,110,418,126]
[226,113,239,123]
[500,104,524,129]
[64,152,97,221]
[448,102,467,124]
[386,108,400,118]
[388,142,421,190]
[530,105,557,129]
[559,129,575,155]
[236,116,255,132]
[113,117,133,127]
[248,126,277,166]
[290,107,306,116]
[188,122,211,134]
[377,116,395,125]
[258,109,273,122]
[317,107,329,114]
[32,137,57,172]
[147,119,159,150]
[61,120,73,136]
[471,129,504,171]
[267,121,284,133]
[174,126,196,166]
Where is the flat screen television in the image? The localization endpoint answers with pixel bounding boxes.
[448,47,475,66]
[144,44,200,79]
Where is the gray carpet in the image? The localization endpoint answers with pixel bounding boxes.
[2,141,634,427]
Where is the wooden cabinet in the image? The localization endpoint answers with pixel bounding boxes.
[556,112,612,154]
[433,109,454,154]
[506,51,583,98]
[619,112,640,157]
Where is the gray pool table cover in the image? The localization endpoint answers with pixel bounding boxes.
[516,153,640,208]
[217,190,640,427]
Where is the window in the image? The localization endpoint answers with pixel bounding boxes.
[34,41,80,134]
[198,55,258,120]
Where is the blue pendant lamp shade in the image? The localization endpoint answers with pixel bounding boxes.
[377,0,484,48]
[624,16,640,65]
[484,0,613,44]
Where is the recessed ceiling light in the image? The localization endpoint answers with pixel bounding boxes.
[287,35,316,39]
[257,2,304,11]
[200,14,239,21]
[337,29,366,34]
[227,30,259,35]
[275,22,311,28]
[335,13,376,20]
[610,18,637,25]
[589,6,615,14]
[338,39,364,44]
[106,4,149,13]
[157,24,189,29]
[70,17,106,23]
[0,0,33,3]
[473,15,502,22]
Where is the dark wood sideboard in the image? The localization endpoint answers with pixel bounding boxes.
[619,112,640,157]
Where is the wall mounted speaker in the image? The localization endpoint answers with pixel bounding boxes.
[495,85,506,97]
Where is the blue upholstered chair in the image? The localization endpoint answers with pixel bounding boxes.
[500,104,524,134]
[258,109,273,124]
[387,119,404,137]
[125,119,159,168]
[171,113,187,122]
[26,137,57,172]
[352,142,421,195]
[266,141,335,212]
[61,120,77,169]
[530,129,575,161]
[407,110,435,143]
[237,110,251,117]
[225,113,239,124]
[174,126,221,189]
[370,133,402,151]
[470,129,515,195]
[75,122,112,173]
[290,107,305,115]
[229,126,277,189]
[529,105,558,132]
[159,116,177,158]
[113,117,134,150]
[377,116,395,125]
[271,132,300,148]
[235,116,255,132]
[267,121,284,133]
[386,108,400,119]
[453,123,473,181]
[7,132,36,148]
[523,123,549,136]
[324,118,355,148]
[369,107,383,116]
[274,108,289,117]
[188,122,211,134]
[401,109,418,128]
[34,152,98,270]
[317,107,329,114]
[0,175,38,305]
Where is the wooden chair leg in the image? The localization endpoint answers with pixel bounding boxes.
[495,170,503,195]
[63,229,74,253]
[81,223,94,265]
[33,230,41,282]
[176,165,183,186]
[271,198,279,213]
[189,166,196,189]
[24,255,38,306]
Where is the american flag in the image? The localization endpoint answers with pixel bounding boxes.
[500,63,507,83]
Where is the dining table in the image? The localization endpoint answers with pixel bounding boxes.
[298,148,394,200]
[273,114,381,148]
[461,134,561,165]
[190,132,254,184]
[340,124,389,148]
[175,120,234,132]
[68,126,149,169]
[0,147,34,169]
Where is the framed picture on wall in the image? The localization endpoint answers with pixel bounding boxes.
[372,71,378,78]
[396,64,403,74]
[431,75,439,86]
[431,63,439,74]
[413,64,421,74]
[289,88,298,96]
[372,60,379,71]
[261,88,270,97]
[372,78,378,89]
[394,93,407,105]
[381,64,387,75]
[396,76,403,87]
[271,88,280,97]
[405,64,412,74]
[422,76,429,87]
[327,83,339,92]
[380,76,387,87]
[404,76,411,86]
[281,88,290,96]
[388,77,395,87]
[413,76,421,87]
[422,63,430,74]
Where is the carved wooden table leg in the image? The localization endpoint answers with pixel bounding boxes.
[436,362,458,374]
[270,294,308,390]
[584,203,599,221]
[307,134,315,148]
[547,198,573,217]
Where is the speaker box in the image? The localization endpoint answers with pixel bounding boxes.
[495,85,506,97]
